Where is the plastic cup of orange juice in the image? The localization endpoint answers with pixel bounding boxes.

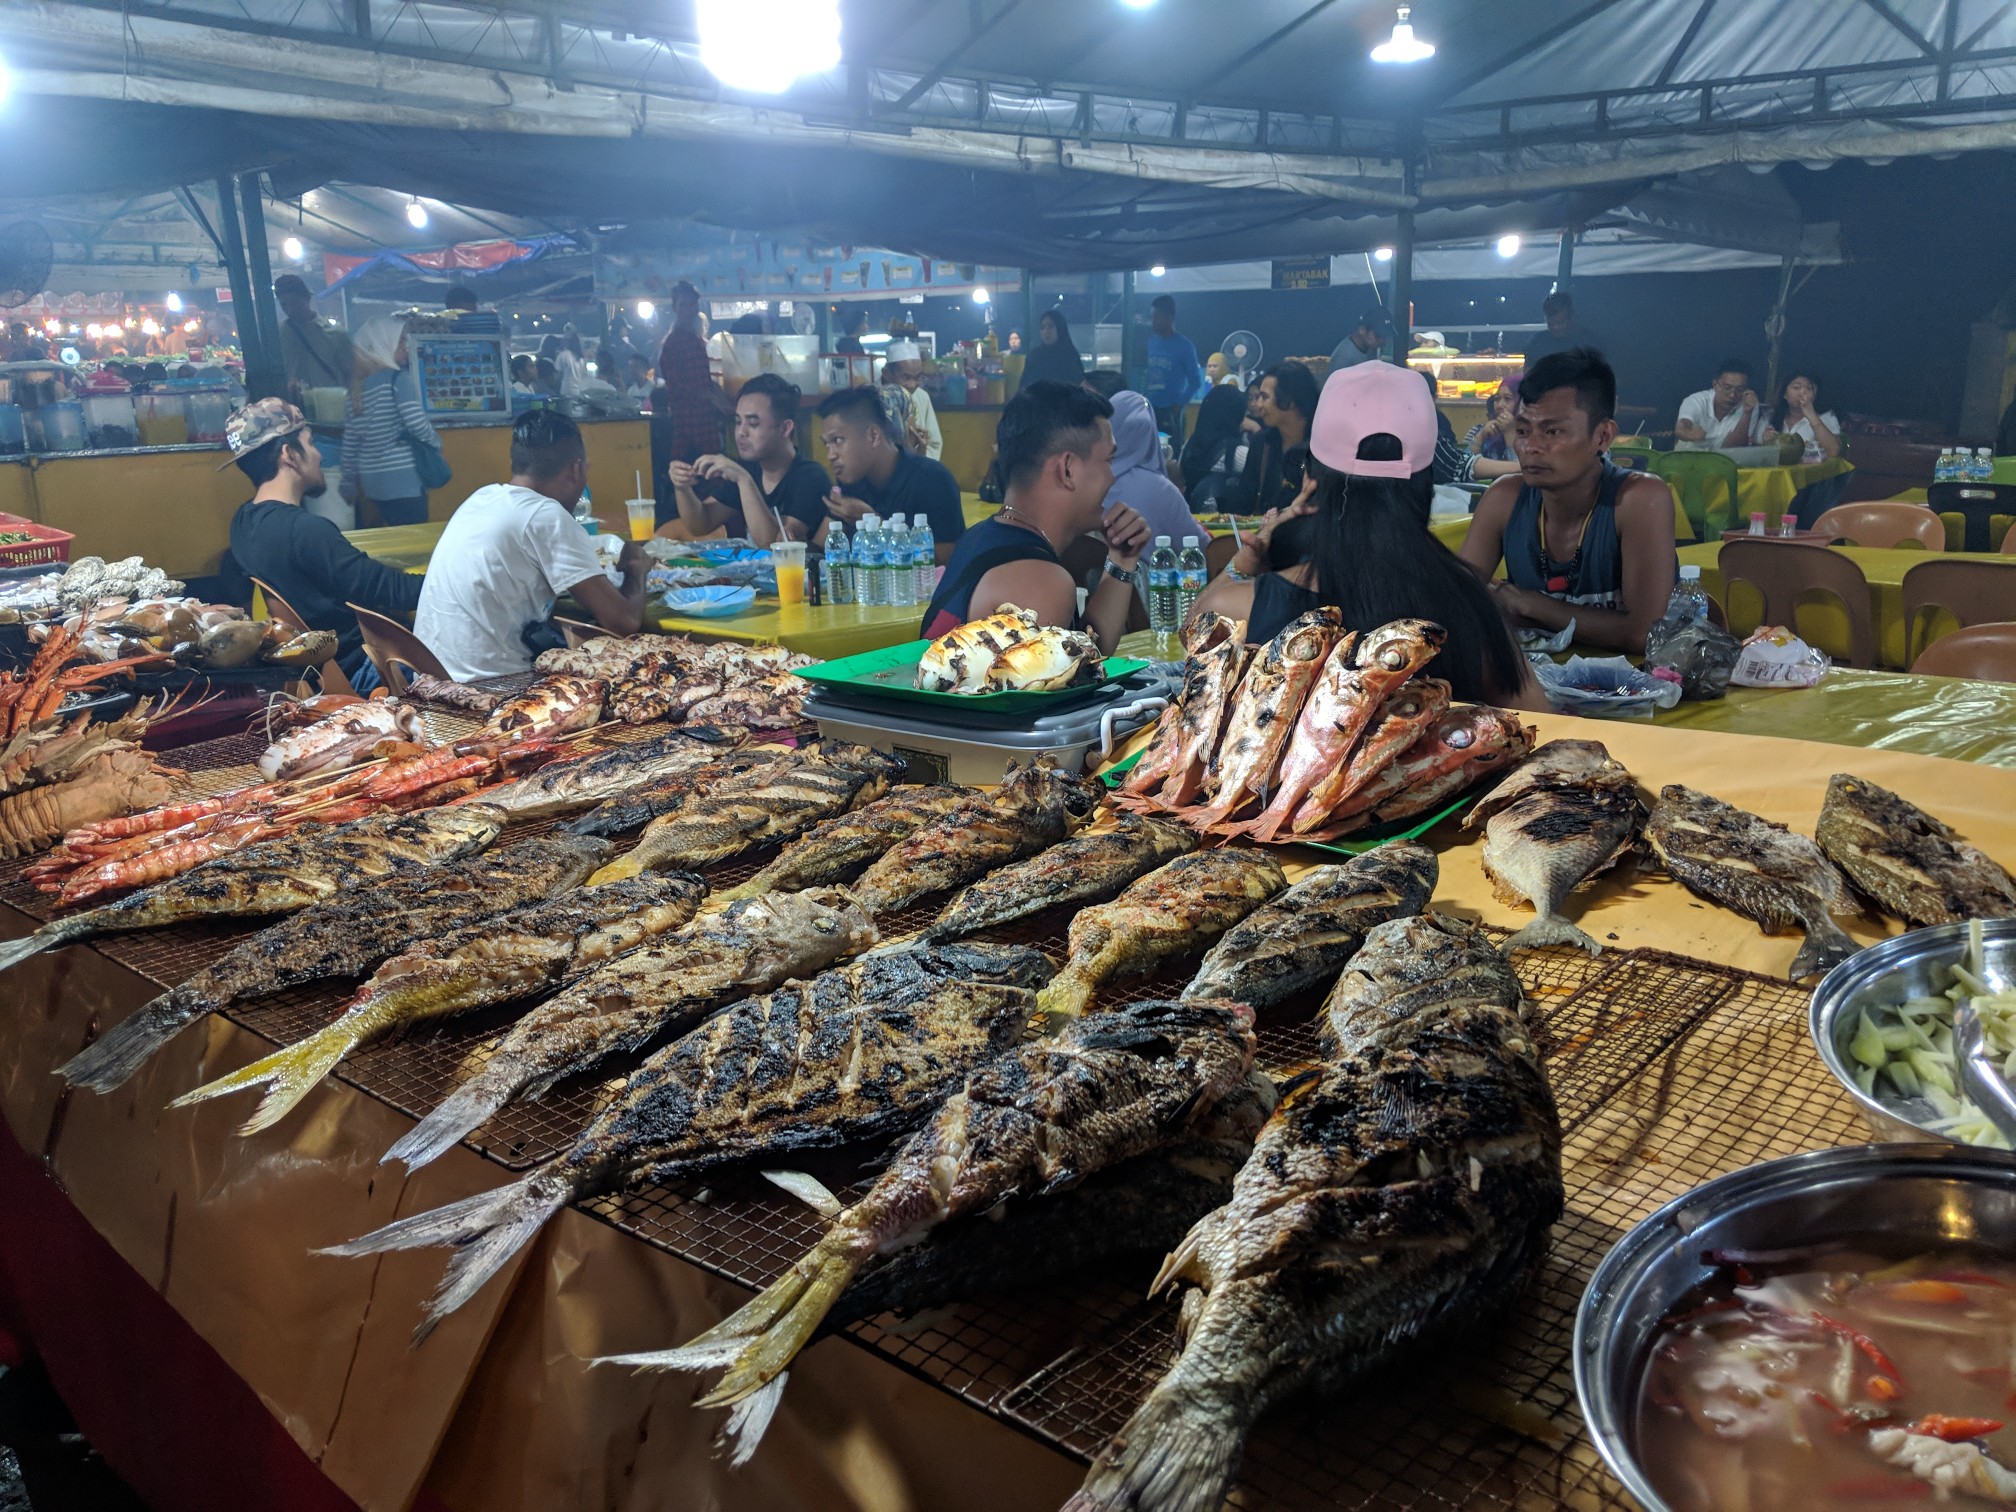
[625,498,656,542]
[773,541,807,605]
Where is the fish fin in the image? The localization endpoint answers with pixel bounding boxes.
[762,1169,845,1218]
[715,1371,788,1468]
[0,916,91,975]
[587,854,647,886]
[1034,975,1095,1027]
[694,1243,860,1410]
[1500,915,1603,957]
[57,988,207,1093]
[170,1017,361,1134]
[1067,1377,1248,1512]
[1790,919,1859,982]
[1149,1230,1202,1298]
[382,1062,526,1169]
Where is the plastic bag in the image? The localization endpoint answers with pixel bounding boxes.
[1644,614,1741,700]
[1730,626,1830,689]
[1533,654,1684,718]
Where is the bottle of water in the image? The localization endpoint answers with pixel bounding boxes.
[1176,535,1206,625]
[887,515,917,608]
[574,486,597,533]
[1935,448,1955,483]
[822,528,853,606]
[1977,447,1995,483]
[1146,535,1180,636]
[857,513,886,606]
[1666,564,1711,626]
[912,520,936,604]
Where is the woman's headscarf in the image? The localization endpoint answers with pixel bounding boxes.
[1017,310,1084,391]
[1179,385,1249,491]
[349,316,407,404]
[1103,391,1205,545]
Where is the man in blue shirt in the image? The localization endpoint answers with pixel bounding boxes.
[1143,294,1202,448]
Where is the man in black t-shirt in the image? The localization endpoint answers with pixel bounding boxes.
[669,373,831,546]
[815,387,965,563]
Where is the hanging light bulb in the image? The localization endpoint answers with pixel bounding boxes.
[165,291,184,313]
[282,236,305,261]
[1374,246,1394,262]
[1495,233,1522,258]
[972,286,991,306]
[1369,5,1435,64]
[406,199,429,230]
[1149,264,1167,278]
[698,0,839,93]
[635,300,656,321]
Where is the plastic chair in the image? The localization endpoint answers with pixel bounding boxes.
[553,615,610,650]
[1909,622,2016,682]
[1650,451,1741,538]
[1720,541,1879,669]
[1900,559,2016,666]
[1929,482,2016,552]
[1608,444,1658,475]
[251,575,356,696]
[1203,534,1240,580]
[1809,502,1945,551]
[348,602,448,694]
[2005,520,2016,555]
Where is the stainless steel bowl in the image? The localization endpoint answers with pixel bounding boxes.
[1810,919,2016,1142]
[1575,1142,2016,1512]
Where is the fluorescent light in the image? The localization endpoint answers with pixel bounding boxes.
[1495,233,1522,258]
[972,286,991,305]
[698,0,840,92]
[405,200,429,229]
[1370,5,1434,64]
[1374,246,1394,262]
[281,236,305,261]
[165,292,184,313]
[1149,264,1167,278]
[635,300,656,321]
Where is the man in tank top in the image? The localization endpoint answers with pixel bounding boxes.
[1460,347,1678,655]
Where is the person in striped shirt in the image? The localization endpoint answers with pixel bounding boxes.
[347,316,441,527]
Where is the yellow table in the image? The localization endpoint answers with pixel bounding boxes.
[1735,457,1854,525]
[651,599,923,658]
[961,492,997,527]
[344,519,447,573]
[1650,666,2016,768]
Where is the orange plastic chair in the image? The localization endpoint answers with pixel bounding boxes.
[1900,559,2016,665]
[347,603,448,694]
[1720,541,1879,669]
[1809,502,1945,551]
[251,575,356,696]
[1909,622,2016,682]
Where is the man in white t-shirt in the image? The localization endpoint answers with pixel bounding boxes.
[1673,357,1767,451]
[415,410,649,680]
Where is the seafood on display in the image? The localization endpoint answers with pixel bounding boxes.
[330,943,1054,1340]
[1068,915,1563,1512]
[256,699,426,781]
[562,749,783,838]
[709,783,977,906]
[0,623,171,740]
[586,743,904,884]
[173,872,710,1135]
[473,726,744,820]
[1646,784,1860,980]
[533,635,816,725]
[1183,840,1438,1009]
[1815,773,2016,926]
[919,813,1197,944]
[0,705,179,860]
[382,887,879,1170]
[485,674,605,739]
[1037,848,1288,1022]
[400,675,502,718]
[849,761,1100,914]
[1180,609,1345,831]
[58,827,599,1095]
[681,673,806,730]
[611,998,1260,1462]
[0,805,505,979]
[914,605,1104,694]
[1117,612,1249,810]
[1310,704,1533,837]
[1468,739,1644,956]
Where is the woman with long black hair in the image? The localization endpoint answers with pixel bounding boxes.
[1188,361,1544,710]
[1178,384,1250,505]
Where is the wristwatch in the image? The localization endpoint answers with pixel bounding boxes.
[1102,559,1139,586]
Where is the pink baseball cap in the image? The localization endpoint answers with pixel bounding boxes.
[1308,360,1436,479]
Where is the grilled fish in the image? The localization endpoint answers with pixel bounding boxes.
[1235,619,1446,842]
[1183,840,1436,1009]
[1070,915,1562,1512]
[485,673,604,738]
[562,748,782,837]
[920,814,1197,944]
[1302,705,1534,841]
[1467,739,1643,956]
[850,761,1100,914]
[708,784,976,906]
[1181,609,1344,829]
[474,727,743,820]
[1646,784,1859,980]
[1815,773,2016,926]
[58,828,601,1095]
[171,873,709,1135]
[1290,677,1453,835]
[0,805,504,978]
[587,743,904,884]
[382,887,879,1170]
[1319,910,1530,1058]
[608,998,1259,1462]
[1037,849,1287,1021]
[329,942,1053,1340]
[1118,613,1247,809]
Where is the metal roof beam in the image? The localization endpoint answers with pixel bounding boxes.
[1859,0,1938,54]
[884,0,1024,114]
[1179,0,1342,106]
[1655,0,1717,88]
[1962,0,2016,51]
[1436,0,1632,102]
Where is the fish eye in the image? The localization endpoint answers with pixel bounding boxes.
[1447,728,1475,748]
[1379,649,1406,669]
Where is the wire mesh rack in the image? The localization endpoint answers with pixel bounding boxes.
[0,724,1871,1510]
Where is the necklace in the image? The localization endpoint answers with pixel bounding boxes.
[1534,497,1594,595]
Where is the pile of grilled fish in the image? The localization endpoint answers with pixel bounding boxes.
[605,997,1260,1463]
[1815,774,2016,926]
[484,673,605,739]
[531,635,815,726]
[1114,612,1533,842]
[1468,739,1644,956]
[919,813,1196,943]
[1067,914,1563,1512]
[710,784,976,906]
[327,943,1055,1341]
[913,605,1105,694]
[473,726,744,820]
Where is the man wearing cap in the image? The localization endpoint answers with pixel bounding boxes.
[883,341,942,458]
[223,399,420,691]
[273,274,354,402]
[1328,308,1393,374]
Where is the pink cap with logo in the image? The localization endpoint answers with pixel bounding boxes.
[1308,360,1436,480]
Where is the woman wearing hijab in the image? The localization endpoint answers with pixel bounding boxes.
[1179,385,1250,506]
[347,316,441,527]
[1104,390,1207,546]
[1015,308,1086,393]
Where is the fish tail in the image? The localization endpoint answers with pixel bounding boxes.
[1500,914,1604,957]
[1034,972,1097,1026]
[382,1059,528,1169]
[1066,1375,1250,1512]
[170,1016,363,1134]
[715,1372,788,1468]
[57,987,208,1093]
[696,1240,865,1408]
[0,915,95,975]
[317,1166,573,1342]
[1791,918,1859,982]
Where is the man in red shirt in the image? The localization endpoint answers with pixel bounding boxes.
[655,280,731,466]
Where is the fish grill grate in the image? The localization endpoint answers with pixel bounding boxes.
[0,728,1867,1508]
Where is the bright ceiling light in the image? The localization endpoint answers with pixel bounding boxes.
[1369,5,1435,64]
[1495,233,1522,258]
[0,48,12,109]
[405,199,429,230]
[972,286,991,305]
[635,300,656,321]
[698,0,840,93]
[1118,0,1157,9]
[141,318,160,336]
[282,236,305,262]
[1149,264,1166,278]
[164,292,184,313]
[1374,246,1394,262]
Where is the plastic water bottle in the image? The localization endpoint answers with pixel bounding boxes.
[822,528,854,606]
[1977,447,1996,483]
[1146,535,1180,635]
[858,514,887,606]
[912,520,936,603]
[574,486,597,533]
[1935,448,1955,483]
[887,515,917,608]
[1176,535,1206,624]
[1665,565,1711,627]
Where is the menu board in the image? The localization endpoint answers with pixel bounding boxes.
[410,334,509,416]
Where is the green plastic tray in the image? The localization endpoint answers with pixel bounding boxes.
[1098,749,1474,855]
[795,639,1151,714]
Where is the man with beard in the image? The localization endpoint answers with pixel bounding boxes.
[224,399,420,690]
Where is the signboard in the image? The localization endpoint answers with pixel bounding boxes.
[596,236,1017,304]
[1271,257,1332,291]
[410,333,510,417]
